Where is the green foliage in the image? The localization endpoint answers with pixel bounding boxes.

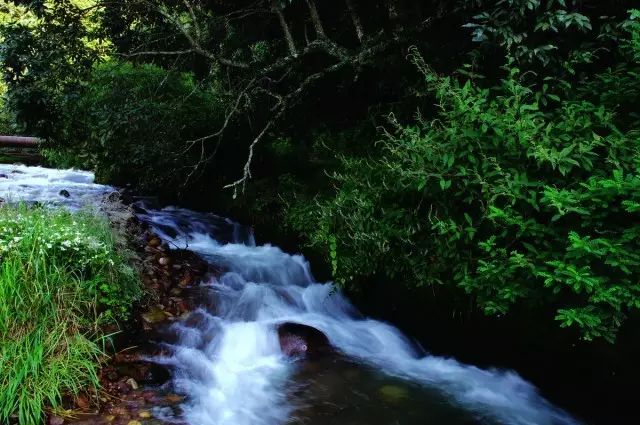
[0,82,15,134]
[626,9,640,61]
[0,0,100,137]
[48,61,224,193]
[465,0,595,67]
[0,204,141,424]
[297,36,640,342]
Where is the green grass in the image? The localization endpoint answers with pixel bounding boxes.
[0,204,141,424]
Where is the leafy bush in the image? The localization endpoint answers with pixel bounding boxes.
[296,39,640,342]
[0,82,15,135]
[0,0,98,138]
[0,204,141,424]
[47,61,224,194]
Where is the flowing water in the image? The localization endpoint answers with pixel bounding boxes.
[0,164,582,425]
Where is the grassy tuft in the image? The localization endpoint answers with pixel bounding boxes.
[0,204,141,424]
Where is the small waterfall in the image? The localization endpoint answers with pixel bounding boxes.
[1,165,581,425]
[139,205,580,425]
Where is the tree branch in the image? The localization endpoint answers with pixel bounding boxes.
[126,0,442,194]
[223,116,279,198]
[271,0,298,57]
[305,0,326,38]
[154,2,250,69]
[345,0,365,42]
[123,49,195,57]
[223,57,355,195]
[183,77,257,153]
[182,0,201,39]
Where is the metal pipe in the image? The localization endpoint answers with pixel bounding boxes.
[0,136,40,148]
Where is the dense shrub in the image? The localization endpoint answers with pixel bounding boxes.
[293,39,640,342]
[0,83,15,135]
[0,1,98,138]
[47,61,224,194]
[0,205,141,424]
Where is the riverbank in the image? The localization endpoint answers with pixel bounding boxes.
[0,201,141,424]
[0,163,215,424]
[0,188,215,424]
[56,198,214,425]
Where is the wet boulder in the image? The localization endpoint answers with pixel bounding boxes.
[277,322,332,358]
[111,352,172,387]
[59,189,71,198]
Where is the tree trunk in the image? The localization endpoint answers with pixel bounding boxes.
[345,0,364,42]
[271,0,297,57]
[305,0,325,38]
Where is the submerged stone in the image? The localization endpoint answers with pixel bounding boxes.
[378,385,409,403]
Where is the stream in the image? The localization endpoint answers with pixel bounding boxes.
[0,164,581,425]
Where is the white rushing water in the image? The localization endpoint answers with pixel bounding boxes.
[138,206,581,425]
[0,164,114,208]
[1,164,581,425]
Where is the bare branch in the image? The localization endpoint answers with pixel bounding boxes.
[223,116,279,198]
[221,1,269,22]
[154,2,250,68]
[124,0,442,195]
[123,49,195,57]
[271,0,298,57]
[305,0,326,38]
[183,77,258,153]
[223,58,352,195]
[345,0,365,42]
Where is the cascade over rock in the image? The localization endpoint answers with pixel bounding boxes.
[277,322,332,358]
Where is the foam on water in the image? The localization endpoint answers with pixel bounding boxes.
[0,164,113,208]
[139,205,581,425]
